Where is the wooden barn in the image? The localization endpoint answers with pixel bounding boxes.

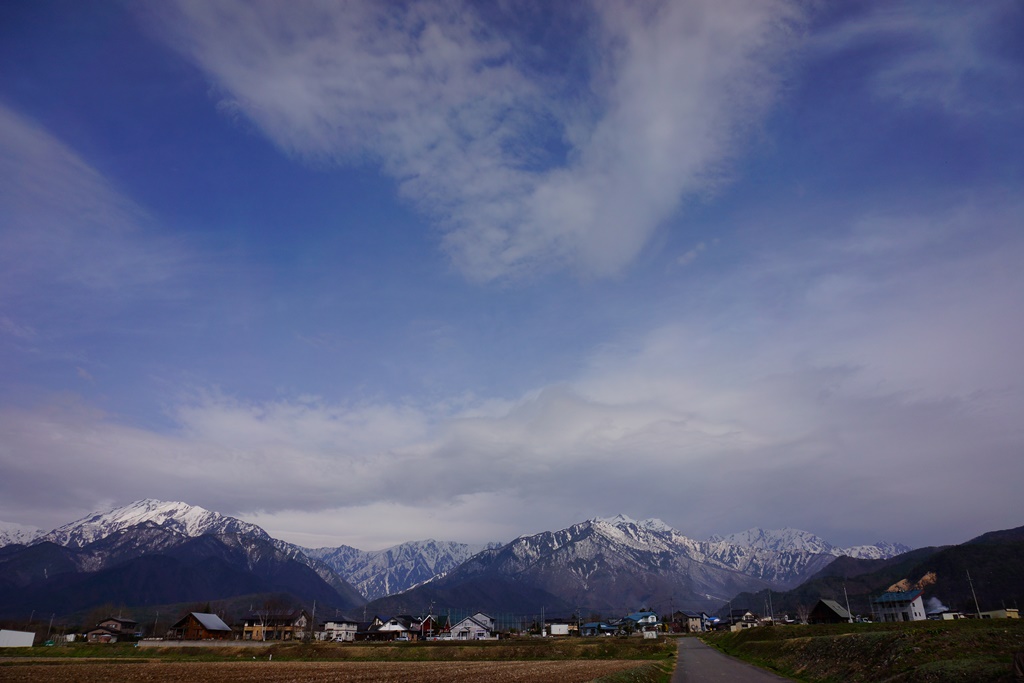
[170,612,233,640]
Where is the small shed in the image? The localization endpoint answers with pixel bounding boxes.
[170,612,233,640]
[808,599,852,624]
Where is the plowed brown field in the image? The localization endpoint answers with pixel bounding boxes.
[0,659,641,682]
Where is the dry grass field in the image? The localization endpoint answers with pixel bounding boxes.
[0,659,643,682]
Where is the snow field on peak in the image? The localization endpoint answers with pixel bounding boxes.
[38,499,270,548]
[0,520,43,547]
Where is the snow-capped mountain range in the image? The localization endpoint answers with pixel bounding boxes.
[367,513,913,615]
[0,502,911,611]
[707,526,911,560]
[8,500,498,602]
[305,539,502,602]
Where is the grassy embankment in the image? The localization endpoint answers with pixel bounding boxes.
[0,636,677,682]
[703,619,1024,682]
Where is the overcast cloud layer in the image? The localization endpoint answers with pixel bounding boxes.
[1,0,1022,550]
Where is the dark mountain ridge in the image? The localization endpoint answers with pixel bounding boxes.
[728,524,1024,619]
[0,530,363,620]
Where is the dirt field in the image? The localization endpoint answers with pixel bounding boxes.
[0,659,643,682]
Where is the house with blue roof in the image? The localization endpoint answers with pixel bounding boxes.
[620,610,659,633]
[872,590,926,622]
[581,621,616,636]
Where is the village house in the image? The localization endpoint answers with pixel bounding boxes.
[670,610,710,633]
[321,616,359,642]
[354,616,387,641]
[377,615,417,640]
[451,612,495,640]
[621,610,659,633]
[872,590,926,622]
[581,621,617,637]
[169,612,233,640]
[417,614,449,639]
[726,608,759,631]
[86,616,138,643]
[243,609,310,641]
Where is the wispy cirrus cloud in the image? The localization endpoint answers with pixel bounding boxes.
[146,0,804,280]
[0,105,182,292]
[809,1,1024,114]
[0,103,195,335]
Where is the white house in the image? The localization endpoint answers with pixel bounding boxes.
[321,617,359,642]
[451,612,495,640]
[872,590,926,622]
[377,616,415,638]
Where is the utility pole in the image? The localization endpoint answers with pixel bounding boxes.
[844,585,853,623]
[967,570,982,618]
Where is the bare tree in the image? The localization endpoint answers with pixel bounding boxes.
[795,603,810,624]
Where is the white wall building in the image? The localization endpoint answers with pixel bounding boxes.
[321,618,359,642]
[873,590,926,622]
[0,630,34,647]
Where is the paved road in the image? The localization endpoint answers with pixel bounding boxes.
[671,637,791,682]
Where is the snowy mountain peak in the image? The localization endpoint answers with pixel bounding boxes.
[708,527,835,555]
[38,499,270,548]
[0,520,43,547]
[595,513,638,526]
[595,514,676,534]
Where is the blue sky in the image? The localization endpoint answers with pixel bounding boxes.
[1,0,1022,551]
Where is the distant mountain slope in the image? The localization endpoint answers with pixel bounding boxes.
[728,524,1024,619]
[709,526,912,560]
[965,525,1024,545]
[0,533,355,619]
[305,539,502,601]
[727,546,944,618]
